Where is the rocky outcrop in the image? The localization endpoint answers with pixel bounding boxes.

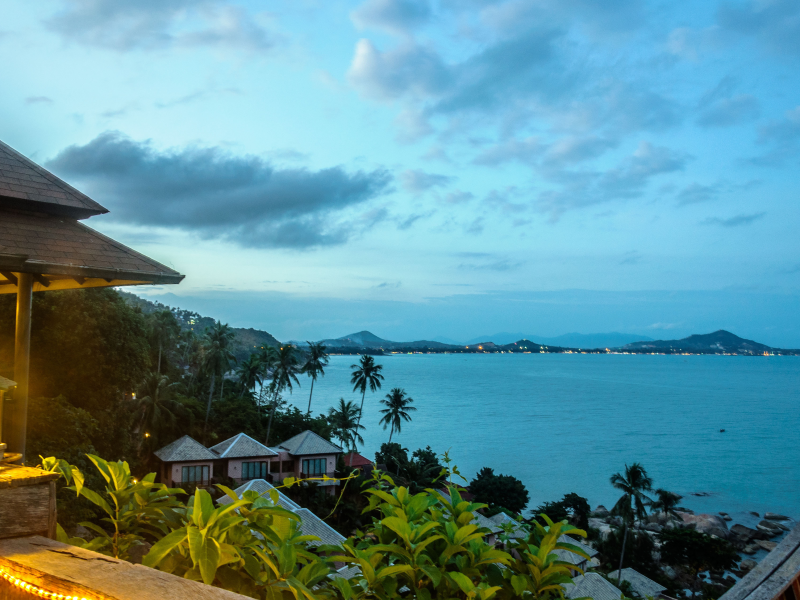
[592,505,610,518]
[740,559,757,571]
[757,520,786,537]
[764,512,790,521]
[730,524,769,542]
[755,539,778,552]
[678,512,730,539]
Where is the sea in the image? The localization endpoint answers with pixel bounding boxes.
[283,353,800,523]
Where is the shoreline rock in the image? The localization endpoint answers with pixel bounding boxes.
[764,512,790,521]
[678,512,730,539]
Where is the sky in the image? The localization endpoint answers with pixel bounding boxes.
[2,0,800,346]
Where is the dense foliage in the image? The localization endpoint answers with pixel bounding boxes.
[45,455,589,600]
[469,467,529,515]
[534,493,591,530]
[659,529,740,595]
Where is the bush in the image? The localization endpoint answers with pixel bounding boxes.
[469,467,529,515]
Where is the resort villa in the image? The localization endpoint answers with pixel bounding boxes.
[154,429,342,494]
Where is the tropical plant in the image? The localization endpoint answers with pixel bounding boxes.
[469,467,530,515]
[201,321,237,438]
[265,345,301,445]
[349,354,384,448]
[609,462,653,584]
[301,342,329,416]
[534,493,591,530]
[650,488,683,521]
[378,388,416,443]
[659,528,739,597]
[149,308,181,374]
[237,353,264,398]
[134,372,184,450]
[328,398,364,456]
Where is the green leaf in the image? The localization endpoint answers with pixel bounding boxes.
[450,572,475,595]
[419,564,443,587]
[332,577,353,600]
[74,486,113,517]
[193,489,215,529]
[143,528,188,568]
[187,527,221,585]
[511,575,528,595]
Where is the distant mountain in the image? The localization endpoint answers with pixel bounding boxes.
[120,291,280,361]
[622,330,773,354]
[467,332,653,348]
[319,330,456,351]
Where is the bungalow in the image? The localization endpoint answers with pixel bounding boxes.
[608,568,667,599]
[563,573,624,600]
[153,430,342,493]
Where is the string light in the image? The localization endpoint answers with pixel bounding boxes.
[0,566,90,600]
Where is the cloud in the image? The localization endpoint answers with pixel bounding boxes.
[700,212,766,227]
[677,182,717,205]
[45,0,274,52]
[399,169,455,193]
[697,76,759,127]
[351,0,431,35]
[373,281,402,288]
[442,190,475,204]
[458,258,521,271]
[25,96,54,105]
[717,0,800,56]
[750,106,800,166]
[47,131,392,249]
[474,137,542,166]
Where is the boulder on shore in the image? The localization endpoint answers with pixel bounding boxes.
[756,539,778,552]
[722,515,732,521]
[749,511,760,517]
[740,559,758,572]
[645,522,663,533]
[678,512,730,539]
[757,520,784,537]
[764,512,790,521]
[592,505,610,518]
[741,544,758,555]
[731,524,769,542]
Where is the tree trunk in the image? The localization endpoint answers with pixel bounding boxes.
[158,342,162,374]
[388,426,394,443]
[306,378,315,415]
[617,523,628,585]
[265,390,277,446]
[203,371,216,441]
[351,388,366,466]
[219,375,224,401]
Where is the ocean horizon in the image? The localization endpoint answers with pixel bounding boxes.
[277,353,800,521]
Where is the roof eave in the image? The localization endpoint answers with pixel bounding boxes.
[0,196,107,219]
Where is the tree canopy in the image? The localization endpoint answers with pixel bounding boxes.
[469,467,530,515]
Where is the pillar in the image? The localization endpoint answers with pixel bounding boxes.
[8,272,33,462]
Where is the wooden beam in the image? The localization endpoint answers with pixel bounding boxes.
[8,273,32,462]
[31,273,50,288]
[0,271,18,285]
[72,276,86,285]
[103,278,113,283]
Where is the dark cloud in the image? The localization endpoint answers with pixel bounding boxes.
[701,212,766,227]
[47,131,392,249]
[399,169,455,193]
[45,0,273,51]
[25,96,54,105]
[718,0,800,56]
[677,182,718,205]
[351,0,431,34]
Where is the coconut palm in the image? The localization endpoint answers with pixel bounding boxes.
[264,345,301,446]
[328,398,364,454]
[301,342,329,415]
[150,309,180,374]
[610,463,653,584]
[237,354,263,398]
[134,372,183,451]
[350,354,384,457]
[650,488,683,521]
[201,321,237,438]
[378,388,416,443]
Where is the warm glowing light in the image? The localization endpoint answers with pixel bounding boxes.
[0,566,90,600]
[144,433,150,438]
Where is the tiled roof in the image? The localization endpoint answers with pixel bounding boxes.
[608,568,666,598]
[217,479,302,512]
[211,433,278,459]
[488,512,528,538]
[563,573,623,600]
[0,210,183,283]
[558,534,599,559]
[294,508,346,547]
[277,430,342,456]
[0,376,16,391]
[0,139,107,218]
[342,452,372,467]
[155,435,217,462]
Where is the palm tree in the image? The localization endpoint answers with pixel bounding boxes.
[134,372,183,451]
[610,463,653,584]
[301,342,329,416]
[237,354,263,398]
[150,309,180,374]
[328,398,364,455]
[265,345,300,446]
[379,388,416,443]
[650,488,682,521]
[350,354,384,460]
[201,322,236,439]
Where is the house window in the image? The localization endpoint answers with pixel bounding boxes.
[302,458,326,476]
[281,460,293,473]
[181,465,209,485]
[241,461,268,480]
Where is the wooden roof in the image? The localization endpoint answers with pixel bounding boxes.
[0,139,107,219]
[0,137,183,293]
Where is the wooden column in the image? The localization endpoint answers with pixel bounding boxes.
[8,273,32,462]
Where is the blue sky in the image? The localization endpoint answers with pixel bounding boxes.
[2,0,800,345]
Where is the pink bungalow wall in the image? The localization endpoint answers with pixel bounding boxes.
[166,460,215,485]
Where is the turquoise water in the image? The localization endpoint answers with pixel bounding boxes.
[287,354,800,519]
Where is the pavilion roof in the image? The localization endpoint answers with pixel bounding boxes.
[275,430,342,456]
[0,139,107,219]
